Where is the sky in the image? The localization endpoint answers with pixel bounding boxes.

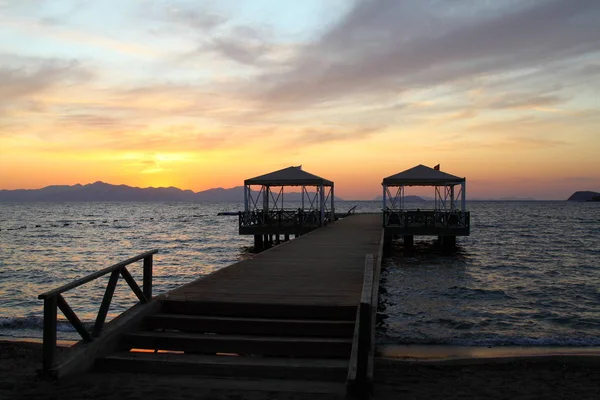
[0,0,599,200]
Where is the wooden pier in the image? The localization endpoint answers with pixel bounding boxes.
[41,214,383,397]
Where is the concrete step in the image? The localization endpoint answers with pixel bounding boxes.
[161,300,356,321]
[144,313,355,338]
[96,351,348,382]
[121,331,352,358]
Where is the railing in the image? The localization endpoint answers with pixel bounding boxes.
[239,210,325,229]
[383,209,470,229]
[347,254,376,398]
[37,249,158,373]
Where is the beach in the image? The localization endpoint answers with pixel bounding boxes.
[2,340,600,400]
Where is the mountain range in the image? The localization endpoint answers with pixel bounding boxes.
[0,182,344,202]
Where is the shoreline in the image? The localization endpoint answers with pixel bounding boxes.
[378,344,600,362]
[4,336,600,363]
[2,340,600,399]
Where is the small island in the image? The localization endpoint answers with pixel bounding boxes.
[567,191,600,201]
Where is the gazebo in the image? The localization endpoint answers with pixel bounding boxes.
[239,166,335,249]
[381,164,470,248]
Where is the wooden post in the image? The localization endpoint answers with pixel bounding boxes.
[284,234,289,241]
[143,254,153,300]
[356,301,371,386]
[57,294,92,342]
[93,270,120,337]
[42,296,57,373]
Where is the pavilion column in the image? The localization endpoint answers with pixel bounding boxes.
[461,180,466,213]
[330,185,335,222]
[319,184,325,226]
[400,185,404,210]
[450,186,455,211]
[244,185,249,212]
[263,185,269,214]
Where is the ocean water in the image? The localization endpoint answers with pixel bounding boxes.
[1,200,599,346]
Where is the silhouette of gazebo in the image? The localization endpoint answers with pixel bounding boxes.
[381,164,470,247]
[240,166,335,249]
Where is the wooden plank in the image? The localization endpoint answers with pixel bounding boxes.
[145,314,355,337]
[143,254,153,299]
[42,296,57,372]
[57,294,92,342]
[120,267,147,303]
[92,269,120,337]
[97,352,348,381]
[122,331,352,358]
[167,215,382,308]
[50,299,162,378]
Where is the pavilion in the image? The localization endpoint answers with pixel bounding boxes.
[381,164,470,248]
[239,166,335,249]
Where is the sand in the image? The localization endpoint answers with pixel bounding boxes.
[2,340,600,400]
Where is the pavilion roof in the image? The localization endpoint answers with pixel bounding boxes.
[382,164,464,186]
[245,166,333,186]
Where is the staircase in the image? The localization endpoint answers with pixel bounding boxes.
[95,300,356,382]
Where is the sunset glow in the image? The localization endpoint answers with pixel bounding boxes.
[1,0,599,199]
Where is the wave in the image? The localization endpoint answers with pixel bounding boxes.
[0,316,92,332]
[379,335,600,347]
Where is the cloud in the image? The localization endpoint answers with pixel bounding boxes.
[144,3,227,33]
[0,58,94,110]
[486,94,565,110]
[293,126,383,146]
[251,0,600,108]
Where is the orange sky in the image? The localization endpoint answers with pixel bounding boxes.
[1,1,599,199]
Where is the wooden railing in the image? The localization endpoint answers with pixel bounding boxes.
[347,229,384,399]
[347,253,376,398]
[37,249,158,373]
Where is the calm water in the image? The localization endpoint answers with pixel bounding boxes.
[1,201,599,346]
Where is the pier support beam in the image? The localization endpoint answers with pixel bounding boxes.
[440,235,456,249]
[403,235,414,249]
[383,230,393,252]
[284,234,290,242]
[253,234,263,251]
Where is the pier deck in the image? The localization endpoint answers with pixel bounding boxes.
[168,213,382,306]
[44,214,383,397]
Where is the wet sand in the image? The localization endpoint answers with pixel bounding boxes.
[2,340,600,399]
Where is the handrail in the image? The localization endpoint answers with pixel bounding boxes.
[347,254,375,398]
[38,250,158,299]
[38,249,158,374]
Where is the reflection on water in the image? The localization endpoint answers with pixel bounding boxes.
[1,200,599,346]
[378,201,600,346]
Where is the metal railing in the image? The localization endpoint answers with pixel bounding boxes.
[383,209,470,229]
[239,210,329,228]
[37,249,158,372]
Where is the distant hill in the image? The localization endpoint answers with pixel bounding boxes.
[372,195,428,202]
[0,182,344,202]
[567,191,600,201]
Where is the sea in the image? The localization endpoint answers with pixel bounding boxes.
[1,201,599,348]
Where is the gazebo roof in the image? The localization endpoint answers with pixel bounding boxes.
[382,164,464,186]
[245,166,333,186]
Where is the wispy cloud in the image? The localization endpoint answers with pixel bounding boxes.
[250,0,600,108]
